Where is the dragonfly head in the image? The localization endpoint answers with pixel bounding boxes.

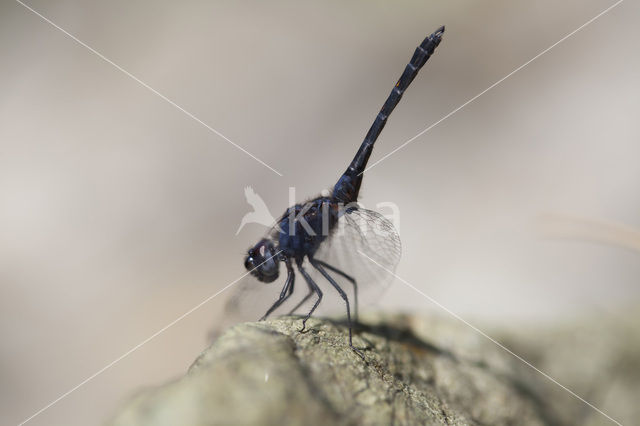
[244,239,279,283]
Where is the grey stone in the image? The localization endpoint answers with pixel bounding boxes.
[107,314,560,426]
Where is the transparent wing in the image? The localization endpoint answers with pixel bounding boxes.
[214,222,287,331]
[209,270,292,341]
[313,206,402,306]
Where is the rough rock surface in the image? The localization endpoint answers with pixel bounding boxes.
[107,314,564,426]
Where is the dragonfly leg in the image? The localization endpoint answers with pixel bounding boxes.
[314,259,358,322]
[311,258,364,359]
[296,261,322,333]
[287,285,313,316]
[260,258,294,321]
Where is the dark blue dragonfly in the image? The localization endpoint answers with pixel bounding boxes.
[241,26,445,356]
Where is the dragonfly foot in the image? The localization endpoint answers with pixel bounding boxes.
[351,345,365,360]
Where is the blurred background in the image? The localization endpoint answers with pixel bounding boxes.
[1,0,638,424]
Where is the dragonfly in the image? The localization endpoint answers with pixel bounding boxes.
[241,26,445,357]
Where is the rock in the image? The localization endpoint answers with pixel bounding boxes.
[107,314,560,426]
[500,308,640,426]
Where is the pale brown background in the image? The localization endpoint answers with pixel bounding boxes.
[1,0,638,424]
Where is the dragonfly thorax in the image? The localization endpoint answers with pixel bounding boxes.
[276,197,339,261]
